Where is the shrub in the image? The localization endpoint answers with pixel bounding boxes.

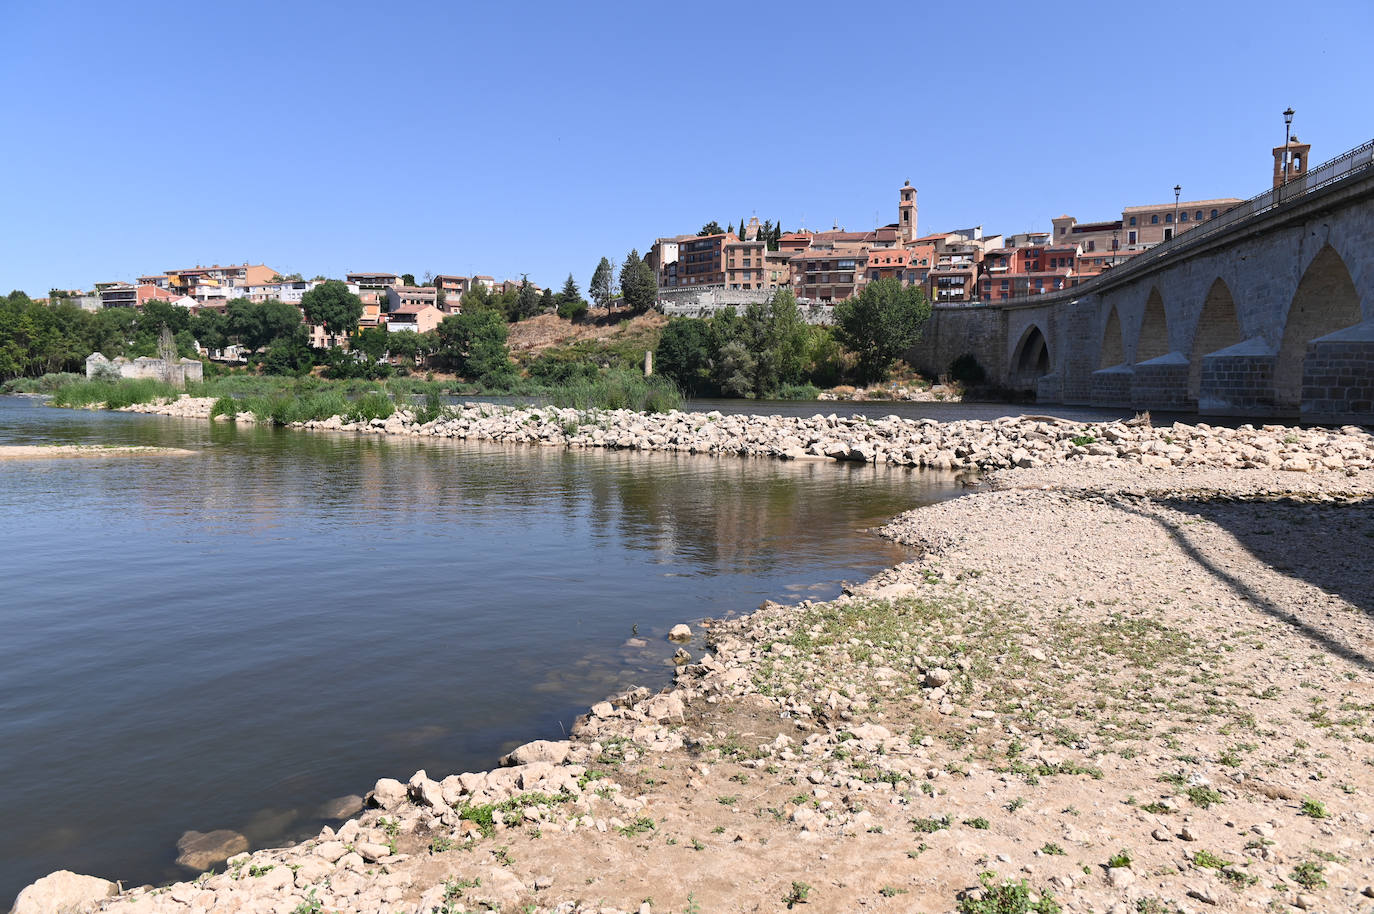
[50,378,179,409]
[210,396,239,421]
[776,383,821,401]
[550,370,682,413]
[345,390,394,423]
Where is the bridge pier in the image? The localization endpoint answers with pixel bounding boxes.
[1197,338,1278,416]
[1090,365,1133,407]
[1301,320,1374,423]
[1130,353,1191,411]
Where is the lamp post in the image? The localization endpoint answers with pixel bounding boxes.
[1281,107,1296,201]
[1112,229,1119,268]
[1173,185,1181,241]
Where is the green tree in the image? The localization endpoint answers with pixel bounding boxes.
[559,273,581,305]
[386,329,422,364]
[459,283,493,313]
[436,309,513,384]
[257,325,314,375]
[699,221,724,236]
[619,249,655,313]
[300,280,364,340]
[401,273,416,287]
[589,257,613,309]
[189,309,229,352]
[833,277,931,384]
[514,277,541,321]
[739,216,746,238]
[353,326,390,362]
[654,318,713,396]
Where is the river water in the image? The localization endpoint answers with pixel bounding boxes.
[0,396,980,905]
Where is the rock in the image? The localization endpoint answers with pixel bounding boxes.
[11,871,118,914]
[1362,885,1374,898]
[317,794,364,819]
[923,667,953,688]
[673,647,692,664]
[355,842,392,863]
[1186,883,1218,905]
[369,777,408,809]
[1107,867,1134,888]
[590,701,614,718]
[667,624,692,642]
[1294,893,1318,910]
[1179,825,1199,841]
[408,770,445,808]
[501,739,571,766]
[313,840,348,862]
[534,875,554,890]
[175,829,249,870]
[1151,828,1172,842]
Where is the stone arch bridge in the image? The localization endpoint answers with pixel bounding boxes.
[907,139,1374,423]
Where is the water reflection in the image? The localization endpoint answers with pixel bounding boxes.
[0,397,961,905]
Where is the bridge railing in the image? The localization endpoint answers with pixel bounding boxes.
[996,136,1374,307]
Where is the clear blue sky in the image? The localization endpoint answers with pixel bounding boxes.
[4,0,1372,297]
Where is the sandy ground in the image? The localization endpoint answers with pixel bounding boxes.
[0,445,195,460]
[68,460,1373,914]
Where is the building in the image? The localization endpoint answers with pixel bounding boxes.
[346,272,399,289]
[647,235,696,288]
[433,274,469,302]
[96,281,137,308]
[723,237,769,290]
[164,264,281,300]
[1121,198,1244,246]
[386,285,438,311]
[1273,135,1312,189]
[677,232,737,287]
[386,303,443,334]
[238,279,320,305]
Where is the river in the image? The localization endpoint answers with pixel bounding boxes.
[0,395,976,905]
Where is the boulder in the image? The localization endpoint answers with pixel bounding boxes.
[316,794,364,820]
[369,777,407,809]
[175,829,249,870]
[11,871,118,914]
[667,624,692,642]
[500,739,571,767]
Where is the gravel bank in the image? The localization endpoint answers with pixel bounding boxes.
[124,395,1374,474]
[17,402,1374,914]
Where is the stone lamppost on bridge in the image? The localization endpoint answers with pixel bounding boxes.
[1173,185,1181,238]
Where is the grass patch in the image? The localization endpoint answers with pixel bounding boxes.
[50,377,180,409]
[548,369,681,413]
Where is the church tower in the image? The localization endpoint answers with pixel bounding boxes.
[898,180,917,243]
[1273,135,1311,189]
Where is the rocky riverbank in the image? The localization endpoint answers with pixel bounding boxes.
[16,402,1374,914]
[121,394,1374,474]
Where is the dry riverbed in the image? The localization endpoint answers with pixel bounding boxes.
[15,402,1374,914]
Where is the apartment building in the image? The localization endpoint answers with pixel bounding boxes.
[676,233,737,286]
[386,303,443,334]
[165,264,281,300]
[96,281,137,308]
[346,272,400,289]
[386,286,439,311]
[723,238,769,290]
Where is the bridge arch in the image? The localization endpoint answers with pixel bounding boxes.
[1099,306,1125,368]
[1012,324,1051,380]
[1188,278,1244,401]
[1275,244,1363,411]
[1136,287,1171,362]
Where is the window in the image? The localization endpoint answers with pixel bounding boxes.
[1163,228,1174,240]
[1179,212,1188,222]
[1086,241,1095,252]
[1210,209,1218,218]
[1128,230,1137,244]
[1129,216,1137,226]
[1151,215,1159,224]
[1195,210,1203,220]
[1164,213,1173,224]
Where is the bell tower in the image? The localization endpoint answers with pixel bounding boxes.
[898,180,917,243]
[1273,135,1311,189]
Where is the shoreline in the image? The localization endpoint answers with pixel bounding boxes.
[12,401,1374,914]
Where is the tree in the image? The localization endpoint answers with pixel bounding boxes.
[699,221,724,236]
[514,277,541,321]
[257,325,314,375]
[726,222,735,237]
[738,216,746,239]
[654,318,713,396]
[589,257,613,309]
[353,326,390,362]
[300,280,363,340]
[401,273,416,287]
[619,250,655,313]
[386,329,422,364]
[436,309,513,384]
[559,274,581,305]
[833,277,931,384]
